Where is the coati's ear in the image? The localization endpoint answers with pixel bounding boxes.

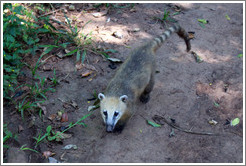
[120,95,128,103]
[98,93,105,100]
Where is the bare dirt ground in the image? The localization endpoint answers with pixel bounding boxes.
[3,3,244,163]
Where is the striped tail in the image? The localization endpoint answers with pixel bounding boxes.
[151,23,191,52]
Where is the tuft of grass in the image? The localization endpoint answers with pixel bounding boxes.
[20,144,39,153]
[153,9,177,27]
[50,69,58,86]
[33,112,92,147]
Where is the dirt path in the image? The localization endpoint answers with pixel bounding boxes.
[4,3,243,163]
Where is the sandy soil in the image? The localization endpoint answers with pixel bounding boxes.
[3,3,244,163]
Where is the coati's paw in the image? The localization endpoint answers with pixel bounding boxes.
[139,94,150,103]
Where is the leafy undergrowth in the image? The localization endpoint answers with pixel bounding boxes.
[3,3,120,159]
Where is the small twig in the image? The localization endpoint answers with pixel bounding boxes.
[58,98,66,103]
[189,126,194,132]
[58,73,69,83]
[40,54,55,64]
[152,115,218,136]
[37,8,64,18]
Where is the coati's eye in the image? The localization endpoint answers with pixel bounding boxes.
[114,111,119,117]
[103,110,107,116]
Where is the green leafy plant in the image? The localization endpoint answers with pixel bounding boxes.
[3,3,52,99]
[33,112,92,147]
[33,129,48,148]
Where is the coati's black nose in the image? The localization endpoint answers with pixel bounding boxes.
[106,125,114,132]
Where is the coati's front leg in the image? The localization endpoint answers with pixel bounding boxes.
[140,73,155,103]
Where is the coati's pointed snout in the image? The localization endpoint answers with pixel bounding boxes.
[106,124,114,132]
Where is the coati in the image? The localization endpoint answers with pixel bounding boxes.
[98,23,191,132]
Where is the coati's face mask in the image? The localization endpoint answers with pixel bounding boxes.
[98,93,128,132]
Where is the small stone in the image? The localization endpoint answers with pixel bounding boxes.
[62,8,67,13]
[208,120,218,125]
[130,8,137,12]
[43,64,53,71]
[68,5,75,11]
[112,31,123,39]
[92,13,101,18]
[92,11,107,18]
[129,28,140,33]
[48,157,60,163]
[133,28,140,32]
[62,144,78,150]
[106,17,111,22]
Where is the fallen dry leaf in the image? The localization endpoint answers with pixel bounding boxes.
[55,131,72,141]
[61,112,68,122]
[48,114,57,121]
[83,64,97,72]
[208,120,218,125]
[81,70,93,77]
[18,125,24,133]
[75,62,83,70]
[63,103,70,109]
[43,64,53,71]
[43,151,56,159]
[88,73,97,82]
[37,103,47,115]
[70,100,78,109]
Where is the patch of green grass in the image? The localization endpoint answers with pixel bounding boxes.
[153,9,177,27]
[33,112,92,147]
[3,3,116,121]
[3,3,54,100]
[3,3,57,122]
[33,126,52,148]
[16,96,42,120]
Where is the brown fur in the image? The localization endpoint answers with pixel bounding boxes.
[98,23,191,132]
